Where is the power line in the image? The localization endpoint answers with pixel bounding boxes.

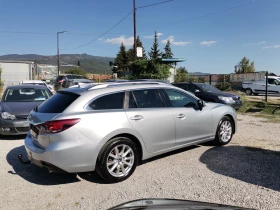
[0,31,132,35]
[62,11,133,50]
[137,0,174,9]
[62,0,175,50]
[155,0,261,29]
[66,32,132,35]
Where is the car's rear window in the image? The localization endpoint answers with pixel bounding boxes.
[37,92,79,113]
[56,76,64,81]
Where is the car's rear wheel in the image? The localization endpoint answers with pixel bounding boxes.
[96,137,139,183]
[245,88,253,95]
[213,116,233,146]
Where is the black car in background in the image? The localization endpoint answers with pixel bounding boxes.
[173,82,242,110]
[54,74,92,88]
[0,85,52,135]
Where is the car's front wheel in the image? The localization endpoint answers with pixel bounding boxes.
[96,137,139,183]
[245,88,253,95]
[213,116,233,145]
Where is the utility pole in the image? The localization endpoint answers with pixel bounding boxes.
[265,71,268,102]
[57,31,67,75]
[133,0,137,60]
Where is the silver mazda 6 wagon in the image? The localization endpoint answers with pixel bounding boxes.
[23,82,237,183]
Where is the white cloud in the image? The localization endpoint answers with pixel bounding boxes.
[200,41,217,46]
[144,32,164,39]
[104,36,134,46]
[263,45,280,49]
[257,41,266,45]
[161,35,191,46]
[243,41,266,46]
[98,38,103,41]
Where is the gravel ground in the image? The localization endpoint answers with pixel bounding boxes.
[0,114,280,210]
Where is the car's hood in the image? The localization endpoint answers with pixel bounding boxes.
[205,91,240,99]
[1,101,44,116]
[108,199,252,210]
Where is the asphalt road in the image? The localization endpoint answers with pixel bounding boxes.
[0,114,279,210]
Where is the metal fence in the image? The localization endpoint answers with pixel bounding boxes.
[190,72,267,90]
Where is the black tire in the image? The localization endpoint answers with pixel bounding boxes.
[245,88,253,95]
[213,116,233,146]
[96,137,139,183]
[253,93,259,96]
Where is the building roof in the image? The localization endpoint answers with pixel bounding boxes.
[161,58,187,63]
[0,60,34,64]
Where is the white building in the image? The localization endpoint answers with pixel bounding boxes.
[0,60,36,88]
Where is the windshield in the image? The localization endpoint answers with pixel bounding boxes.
[4,88,51,102]
[195,83,221,93]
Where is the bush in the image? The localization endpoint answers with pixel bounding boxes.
[129,60,170,80]
[64,67,87,77]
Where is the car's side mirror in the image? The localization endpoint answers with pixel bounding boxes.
[197,100,205,111]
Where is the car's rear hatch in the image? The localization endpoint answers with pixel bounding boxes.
[28,91,80,149]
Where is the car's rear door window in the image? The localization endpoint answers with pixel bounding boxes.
[89,92,124,110]
[37,92,79,113]
[129,89,164,108]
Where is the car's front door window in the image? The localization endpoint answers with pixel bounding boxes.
[164,89,198,108]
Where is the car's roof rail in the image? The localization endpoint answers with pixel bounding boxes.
[87,81,166,90]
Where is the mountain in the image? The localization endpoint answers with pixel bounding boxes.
[189,72,211,76]
[0,54,114,74]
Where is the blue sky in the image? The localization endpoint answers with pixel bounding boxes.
[0,0,279,74]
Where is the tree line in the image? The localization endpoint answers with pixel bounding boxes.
[113,31,174,80]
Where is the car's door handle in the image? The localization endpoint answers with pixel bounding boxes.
[176,114,185,119]
[130,115,143,120]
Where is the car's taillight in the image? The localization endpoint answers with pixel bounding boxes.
[36,119,80,134]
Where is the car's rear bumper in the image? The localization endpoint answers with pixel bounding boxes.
[0,119,29,135]
[24,131,98,173]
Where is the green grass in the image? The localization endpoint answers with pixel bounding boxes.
[237,95,280,123]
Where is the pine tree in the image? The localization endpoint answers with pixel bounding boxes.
[127,36,147,62]
[163,39,173,58]
[148,31,162,60]
[114,42,128,71]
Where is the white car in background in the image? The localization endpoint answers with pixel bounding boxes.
[242,76,280,95]
[20,80,56,94]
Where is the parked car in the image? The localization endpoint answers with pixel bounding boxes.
[54,74,92,89]
[242,76,280,95]
[0,85,52,135]
[173,82,242,110]
[21,80,55,94]
[22,82,236,183]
